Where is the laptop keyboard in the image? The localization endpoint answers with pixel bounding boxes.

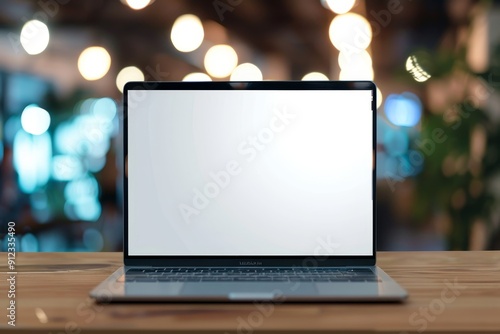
[124,267,380,283]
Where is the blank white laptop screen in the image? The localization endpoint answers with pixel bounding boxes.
[127,89,373,256]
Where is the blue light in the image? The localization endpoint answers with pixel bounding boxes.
[74,197,102,221]
[13,130,52,193]
[92,97,117,122]
[4,116,22,145]
[54,121,78,155]
[52,155,83,181]
[382,155,399,178]
[37,232,67,251]
[91,97,118,139]
[64,176,99,202]
[30,190,52,223]
[2,234,20,252]
[376,152,388,179]
[376,115,391,144]
[78,98,96,114]
[83,228,104,251]
[64,175,101,221]
[64,202,78,221]
[87,156,106,173]
[384,92,422,127]
[75,114,111,157]
[383,129,409,156]
[20,104,51,135]
[21,233,39,251]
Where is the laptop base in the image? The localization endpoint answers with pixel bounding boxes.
[91,266,407,302]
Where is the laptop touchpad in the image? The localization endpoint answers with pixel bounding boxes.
[125,282,184,296]
[182,282,317,298]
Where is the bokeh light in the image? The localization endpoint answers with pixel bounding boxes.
[124,0,151,10]
[183,72,212,81]
[21,104,50,135]
[322,0,356,14]
[171,14,204,52]
[383,129,409,156]
[13,131,51,193]
[4,116,22,145]
[64,176,101,221]
[20,20,50,55]
[21,233,39,252]
[405,55,431,82]
[92,97,117,122]
[74,197,102,221]
[83,228,104,251]
[230,63,263,81]
[78,46,111,81]
[339,66,374,80]
[52,155,83,181]
[329,13,372,52]
[204,44,238,78]
[116,66,144,92]
[338,50,372,70]
[384,92,423,127]
[302,72,329,81]
[376,87,383,109]
[54,106,114,160]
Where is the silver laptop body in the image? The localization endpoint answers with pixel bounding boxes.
[91,81,408,302]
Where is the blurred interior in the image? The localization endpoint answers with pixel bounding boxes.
[1,0,500,252]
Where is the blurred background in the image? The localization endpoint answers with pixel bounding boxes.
[0,0,500,252]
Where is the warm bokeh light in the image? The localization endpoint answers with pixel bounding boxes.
[376,87,383,109]
[338,50,372,70]
[21,105,51,135]
[124,0,152,10]
[339,66,374,80]
[78,46,111,81]
[171,14,204,52]
[405,55,431,82]
[204,44,238,78]
[301,72,329,81]
[338,50,373,82]
[230,63,263,81]
[322,0,356,14]
[116,66,145,92]
[20,20,50,55]
[329,13,372,52]
[182,72,212,81]
[467,11,488,73]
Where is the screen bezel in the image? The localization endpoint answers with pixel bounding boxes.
[123,81,376,267]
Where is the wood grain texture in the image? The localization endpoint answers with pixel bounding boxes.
[0,251,499,333]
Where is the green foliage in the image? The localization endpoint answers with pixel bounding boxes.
[412,49,500,249]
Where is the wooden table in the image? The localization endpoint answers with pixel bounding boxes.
[1,252,499,333]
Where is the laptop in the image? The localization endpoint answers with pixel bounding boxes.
[90,80,408,302]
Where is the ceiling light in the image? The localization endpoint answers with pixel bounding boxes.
[329,13,372,52]
[124,0,151,10]
[171,14,204,52]
[302,72,329,81]
[230,63,263,81]
[78,46,111,81]
[20,20,50,55]
[204,44,238,78]
[116,66,145,92]
[183,73,212,81]
[322,0,356,14]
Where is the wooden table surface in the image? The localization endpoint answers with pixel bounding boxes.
[1,251,499,333]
